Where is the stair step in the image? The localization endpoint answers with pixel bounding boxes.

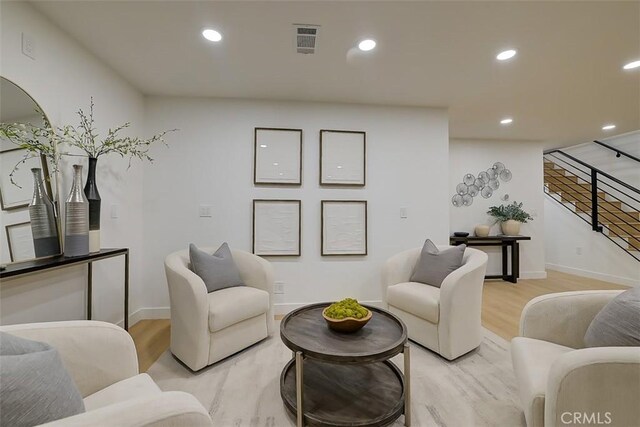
[600,222,640,235]
[546,182,593,194]
[575,200,623,211]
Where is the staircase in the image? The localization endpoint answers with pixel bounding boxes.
[544,145,640,261]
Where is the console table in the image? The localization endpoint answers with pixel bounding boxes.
[449,235,530,284]
[0,248,130,330]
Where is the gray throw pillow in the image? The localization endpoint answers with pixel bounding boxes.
[0,332,85,427]
[189,243,245,293]
[410,240,466,288]
[584,287,640,347]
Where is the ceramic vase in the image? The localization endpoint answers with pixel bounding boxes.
[28,168,61,257]
[501,220,521,236]
[64,164,89,257]
[474,224,490,237]
[84,157,101,253]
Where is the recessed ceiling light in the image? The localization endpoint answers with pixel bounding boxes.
[273,162,279,166]
[202,29,222,42]
[496,49,517,61]
[602,124,616,131]
[500,118,513,125]
[358,39,376,52]
[260,144,267,148]
[623,60,640,70]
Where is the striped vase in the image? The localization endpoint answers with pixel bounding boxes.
[28,168,61,257]
[64,164,89,257]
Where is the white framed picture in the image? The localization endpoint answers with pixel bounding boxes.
[0,148,43,210]
[254,128,302,185]
[321,200,367,256]
[320,130,366,186]
[6,221,35,262]
[253,199,301,256]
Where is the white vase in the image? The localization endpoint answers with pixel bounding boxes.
[474,224,490,237]
[501,220,521,236]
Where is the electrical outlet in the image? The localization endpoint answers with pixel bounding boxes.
[400,207,408,219]
[110,204,119,219]
[22,33,36,60]
[199,205,212,217]
[274,281,285,295]
[576,247,582,255]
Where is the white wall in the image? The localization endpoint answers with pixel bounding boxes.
[449,139,546,279]
[544,131,640,287]
[143,97,449,313]
[0,2,147,325]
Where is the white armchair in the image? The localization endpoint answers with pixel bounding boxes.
[164,247,274,371]
[0,321,212,427]
[382,246,488,360]
[511,291,640,427]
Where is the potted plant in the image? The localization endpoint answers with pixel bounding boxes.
[487,201,533,236]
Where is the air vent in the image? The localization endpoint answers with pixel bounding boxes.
[293,24,320,54]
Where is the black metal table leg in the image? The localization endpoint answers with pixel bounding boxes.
[512,242,520,283]
[87,262,93,320]
[124,250,129,331]
[501,243,508,280]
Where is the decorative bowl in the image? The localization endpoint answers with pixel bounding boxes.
[453,231,470,237]
[322,307,373,333]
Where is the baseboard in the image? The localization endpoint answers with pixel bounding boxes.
[519,271,547,280]
[274,300,383,316]
[546,263,639,287]
[117,307,171,328]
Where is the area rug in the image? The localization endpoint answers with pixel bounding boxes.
[147,326,525,427]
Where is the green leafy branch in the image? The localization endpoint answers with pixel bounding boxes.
[487,201,534,223]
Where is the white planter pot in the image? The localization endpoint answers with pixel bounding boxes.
[474,225,490,237]
[501,220,521,236]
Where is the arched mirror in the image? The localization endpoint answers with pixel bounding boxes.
[0,77,62,264]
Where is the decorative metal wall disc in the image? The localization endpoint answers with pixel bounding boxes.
[492,162,505,174]
[463,174,475,186]
[500,169,512,182]
[456,183,469,195]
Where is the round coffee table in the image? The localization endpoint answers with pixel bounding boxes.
[280,303,410,427]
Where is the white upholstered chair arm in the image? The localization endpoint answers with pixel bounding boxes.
[40,391,213,427]
[0,321,138,398]
[519,291,623,349]
[164,251,210,370]
[381,248,420,304]
[544,347,640,427]
[232,251,275,334]
[438,248,488,359]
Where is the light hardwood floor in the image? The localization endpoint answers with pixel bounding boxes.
[130,270,627,372]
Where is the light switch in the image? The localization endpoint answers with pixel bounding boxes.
[110,204,119,219]
[400,207,408,219]
[199,205,213,217]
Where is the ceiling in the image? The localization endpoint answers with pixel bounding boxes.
[31,1,640,148]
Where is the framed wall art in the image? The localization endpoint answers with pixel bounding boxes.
[6,221,35,262]
[319,129,366,186]
[321,200,367,256]
[0,147,43,211]
[254,128,303,185]
[253,199,301,256]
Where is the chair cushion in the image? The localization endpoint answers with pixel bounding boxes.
[0,332,85,427]
[208,286,270,332]
[410,239,466,288]
[189,243,245,293]
[386,282,440,323]
[83,373,161,411]
[584,287,640,347]
[511,337,574,427]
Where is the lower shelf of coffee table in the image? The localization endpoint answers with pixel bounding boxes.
[280,358,405,427]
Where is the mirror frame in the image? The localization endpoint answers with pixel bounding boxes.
[0,76,63,263]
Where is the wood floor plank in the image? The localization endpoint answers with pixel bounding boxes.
[131,270,628,370]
